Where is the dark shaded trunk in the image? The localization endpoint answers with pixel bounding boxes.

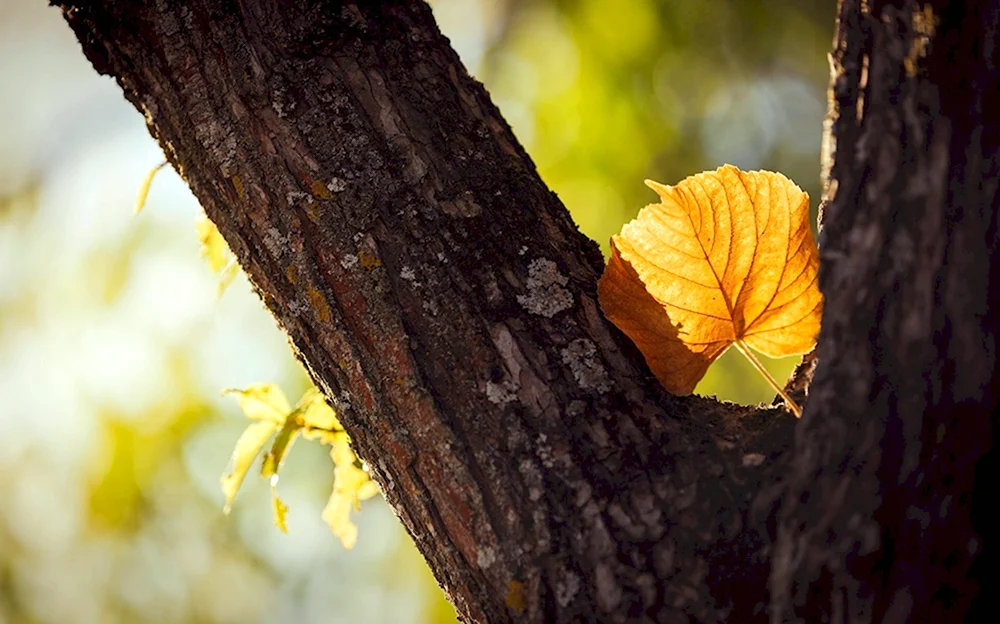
[54,0,998,622]
[769,1,1000,620]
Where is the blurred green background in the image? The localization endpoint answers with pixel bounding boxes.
[0,1,833,622]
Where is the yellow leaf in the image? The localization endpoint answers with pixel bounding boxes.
[135,161,168,216]
[196,216,230,272]
[272,482,290,534]
[261,417,300,478]
[322,432,378,549]
[356,472,380,502]
[223,384,291,424]
[220,384,379,542]
[323,496,359,549]
[196,216,239,295]
[598,165,821,408]
[217,260,239,297]
[221,420,280,514]
[296,387,342,433]
[301,427,340,446]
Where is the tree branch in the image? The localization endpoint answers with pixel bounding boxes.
[54,1,800,620]
[769,0,1000,619]
[54,0,1000,622]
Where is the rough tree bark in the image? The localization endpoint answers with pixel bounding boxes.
[54,0,997,622]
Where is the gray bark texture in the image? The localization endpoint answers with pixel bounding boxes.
[54,0,998,622]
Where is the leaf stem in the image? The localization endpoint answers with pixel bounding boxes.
[733,340,802,418]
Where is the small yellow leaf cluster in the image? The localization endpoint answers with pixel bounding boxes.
[136,163,376,543]
[598,165,822,416]
[220,384,380,548]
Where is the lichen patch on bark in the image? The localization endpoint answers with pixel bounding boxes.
[560,339,611,393]
[516,258,573,317]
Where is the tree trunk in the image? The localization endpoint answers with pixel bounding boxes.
[54,0,998,622]
[770,1,1000,621]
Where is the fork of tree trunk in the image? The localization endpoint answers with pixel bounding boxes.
[57,1,999,621]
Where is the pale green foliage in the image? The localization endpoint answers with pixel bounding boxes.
[221,384,379,546]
